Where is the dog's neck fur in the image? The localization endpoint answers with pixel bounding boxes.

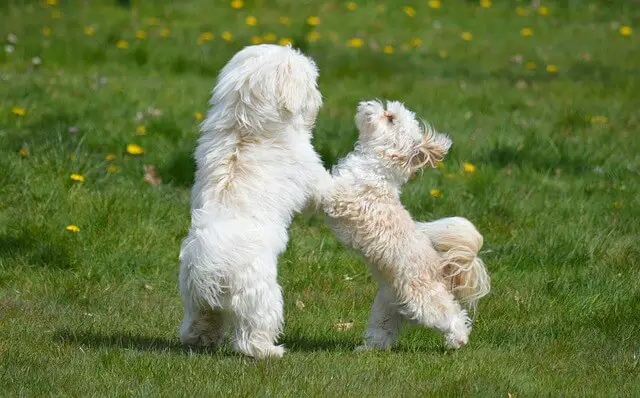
[332,142,409,195]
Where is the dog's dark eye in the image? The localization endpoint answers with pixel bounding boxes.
[384,112,395,123]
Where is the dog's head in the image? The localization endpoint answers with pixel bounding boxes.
[210,44,322,134]
[355,100,452,176]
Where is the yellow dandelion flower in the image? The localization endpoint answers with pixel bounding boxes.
[516,6,529,16]
[263,33,277,43]
[221,31,233,41]
[463,162,477,173]
[126,144,144,155]
[194,112,204,121]
[105,153,116,161]
[307,31,321,43]
[591,115,608,124]
[46,0,57,5]
[429,188,443,198]
[136,125,147,135]
[116,40,128,49]
[383,44,394,54]
[427,0,441,9]
[245,16,257,26]
[306,16,320,26]
[546,64,558,73]
[436,161,445,169]
[66,225,80,233]
[12,107,26,116]
[410,37,422,47]
[230,0,244,9]
[197,32,214,44]
[438,50,448,58]
[346,2,357,11]
[480,0,492,8]
[84,26,95,36]
[525,61,537,70]
[403,6,416,17]
[136,30,148,40]
[347,37,364,48]
[51,9,61,19]
[612,200,624,209]
[278,37,293,46]
[520,27,533,37]
[159,28,170,37]
[107,165,118,173]
[19,147,29,157]
[619,26,632,37]
[251,36,263,45]
[461,32,473,41]
[537,6,549,16]
[42,26,52,36]
[70,173,85,182]
[279,16,291,25]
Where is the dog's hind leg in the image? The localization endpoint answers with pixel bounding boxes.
[229,258,285,359]
[180,304,230,347]
[397,282,471,350]
[357,285,403,351]
[179,287,230,347]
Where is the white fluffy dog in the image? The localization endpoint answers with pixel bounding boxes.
[179,45,329,358]
[323,100,490,350]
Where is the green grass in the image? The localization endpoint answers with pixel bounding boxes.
[1,0,639,395]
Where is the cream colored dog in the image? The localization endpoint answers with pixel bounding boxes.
[323,100,490,350]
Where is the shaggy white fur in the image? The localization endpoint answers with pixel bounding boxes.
[323,100,490,350]
[179,44,329,359]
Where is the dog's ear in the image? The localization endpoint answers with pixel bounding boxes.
[413,125,452,168]
[275,54,318,115]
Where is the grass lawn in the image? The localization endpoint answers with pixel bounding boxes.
[1,0,639,395]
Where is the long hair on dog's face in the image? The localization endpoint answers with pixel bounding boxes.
[355,100,452,177]
[205,44,323,134]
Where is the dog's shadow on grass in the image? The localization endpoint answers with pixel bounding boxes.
[53,330,201,354]
[53,329,356,355]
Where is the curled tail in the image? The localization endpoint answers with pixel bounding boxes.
[417,217,491,310]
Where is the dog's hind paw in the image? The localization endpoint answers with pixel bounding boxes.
[355,344,374,352]
[444,333,468,350]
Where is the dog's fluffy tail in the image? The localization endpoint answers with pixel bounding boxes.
[417,217,490,310]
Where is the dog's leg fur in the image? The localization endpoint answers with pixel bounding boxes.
[358,285,403,350]
[229,256,285,359]
[179,303,229,348]
[397,281,472,349]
